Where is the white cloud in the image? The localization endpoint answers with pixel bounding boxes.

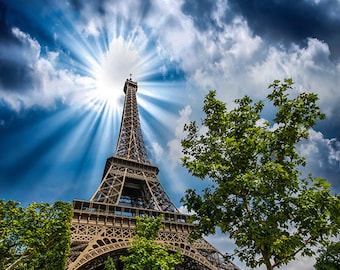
[211,0,230,28]
[0,28,93,111]
[248,39,340,115]
[280,256,316,270]
[298,129,340,165]
[151,141,164,163]
[224,17,263,60]
[12,27,41,59]
[167,139,182,167]
[296,129,340,191]
[139,1,340,124]
[167,105,192,167]
[144,0,197,66]
[169,15,264,104]
[329,139,340,164]
[178,205,194,215]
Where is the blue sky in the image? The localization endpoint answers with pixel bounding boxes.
[1,1,340,269]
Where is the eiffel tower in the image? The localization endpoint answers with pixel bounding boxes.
[67,78,239,270]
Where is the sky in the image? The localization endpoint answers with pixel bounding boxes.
[0,0,339,269]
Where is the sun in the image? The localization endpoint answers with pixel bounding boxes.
[91,37,143,107]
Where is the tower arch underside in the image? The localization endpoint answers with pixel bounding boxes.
[68,201,237,270]
[69,238,226,270]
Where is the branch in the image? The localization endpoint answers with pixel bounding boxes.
[240,193,253,218]
[5,254,30,270]
[272,236,314,268]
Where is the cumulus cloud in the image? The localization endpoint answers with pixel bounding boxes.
[178,205,195,215]
[167,105,192,167]
[0,27,40,94]
[157,7,340,142]
[297,129,340,192]
[151,141,164,163]
[248,38,340,114]
[70,0,150,39]
[228,0,340,60]
[0,27,92,111]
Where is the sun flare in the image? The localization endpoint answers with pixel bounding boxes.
[91,37,143,107]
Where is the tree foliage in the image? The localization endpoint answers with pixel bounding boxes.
[314,241,340,270]
[120,215,183,270]
[104,256,116,270]
[0,200,73,270]
[181,79,340,270]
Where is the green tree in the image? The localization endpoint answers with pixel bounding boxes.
[181,79,340,270]
[314,242,340,270]
[104,256,116,270]
[0,200,73,270]
[120,215,183,270]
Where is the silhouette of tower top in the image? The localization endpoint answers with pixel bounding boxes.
[115,79,150,164]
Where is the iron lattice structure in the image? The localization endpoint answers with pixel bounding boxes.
[67,79,239,270]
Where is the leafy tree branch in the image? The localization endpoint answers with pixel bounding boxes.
[0,200,73,270]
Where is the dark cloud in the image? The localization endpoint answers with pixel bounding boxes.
[228,0,340,60]
[0,2,38,92]
[301,135,340,193]
[0,58,36,92]
[182,0,218,29]
[182,0,233,30]
[317,106,340,141]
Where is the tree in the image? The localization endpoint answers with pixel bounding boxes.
[104,256,117,270]
[181,79,340,270]
[314,241,340,270]
[120,215,183,270]
[0,200,73,270]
